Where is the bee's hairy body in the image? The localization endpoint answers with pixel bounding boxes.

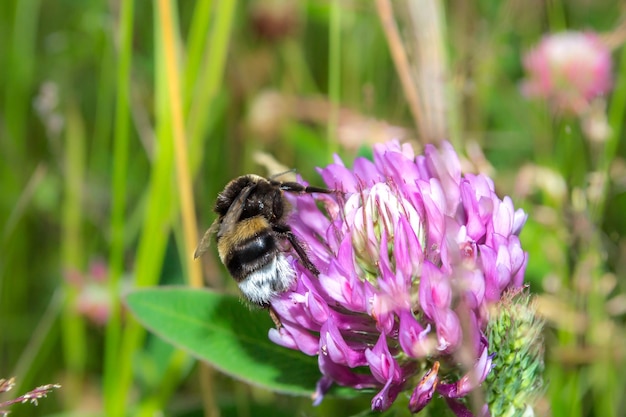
[195,174,332,306]
[216,216,294,305]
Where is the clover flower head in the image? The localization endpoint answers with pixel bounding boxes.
[521,31,613,115]
[269,140,529,415]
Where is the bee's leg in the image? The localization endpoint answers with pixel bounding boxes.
[273,224,320,275]
[269,306,283,329]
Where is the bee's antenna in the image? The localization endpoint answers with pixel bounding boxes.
[269,169,297,180]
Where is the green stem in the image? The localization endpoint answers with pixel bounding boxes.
[106,2,180,414]
[585,45,626,413]
[4,0,41,151]
[327,0,341,159]
[103,0,134,414]
[590,43,626,222]
[187,0,237,175]
[546,0,567,31]
[90,25,115,174]
[61,100,87,408]
[183,0,214,112]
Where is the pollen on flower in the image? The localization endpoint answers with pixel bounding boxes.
[268,140,533,415]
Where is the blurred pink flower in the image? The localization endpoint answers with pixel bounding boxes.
[64,259,119,326]
[521,31,613,114]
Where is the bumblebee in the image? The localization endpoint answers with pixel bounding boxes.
[194,174,332,306]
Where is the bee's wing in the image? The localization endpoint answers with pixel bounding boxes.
[217,184,255,237]
[193,184,255,259]
[193,219,219,259]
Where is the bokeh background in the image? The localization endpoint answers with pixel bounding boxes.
[1,0,625,416]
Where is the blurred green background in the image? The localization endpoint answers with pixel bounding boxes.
[1,0,625,416]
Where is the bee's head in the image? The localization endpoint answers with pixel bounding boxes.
[214,175,263,216]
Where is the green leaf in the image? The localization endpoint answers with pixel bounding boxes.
[125,287,324,396]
